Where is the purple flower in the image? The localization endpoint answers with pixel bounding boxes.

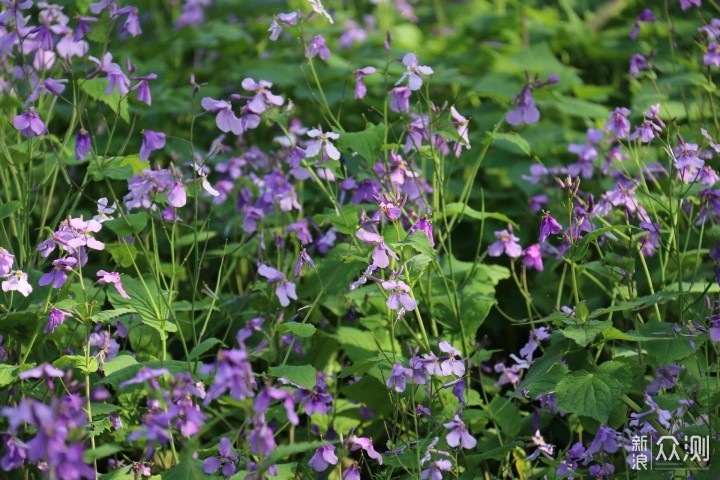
[13,107,47,137]
[354,66,376,100]
[439,341,465,377]
[488,229,522,258]
[306,35,330,60]
[118,367,169,388]
[268,11,299,41]
[390,86,412,113]
[629,53,649,78]
[19,363,64,390]
[306,127,341,160]
[421,459,452,480]
[343,465,361,480]
[350,436,383,464]
[257,264,297,307]
[386,363,413,392]
[674,141,703,170]
[240,78,284,115]
[539,212,562,243]
[0,248,14,276]
[308,445,338,473]
[397,52,434,91]
[248,421,276,457]
[88,53,130,96]
[75,129,91,160]
[443,415,476,449]
[382,280,417,311]
[408,217,435,247]
[308,0,334,23]
[450,106,471,155]
[201,97,243,135]
[45,307,72,334]
[203,437,238,476]
[139,130,166,161]
[605,107,631,140]
[2,270,32,296]
[705,42,720,67]
[506,84,539,126]
[630,9,656,39]
[131,73,157,106]
[680,0,701,10]
[97,270,131,299]
[522,244,544,271]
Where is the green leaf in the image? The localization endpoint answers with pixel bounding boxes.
[188,338,223,360]
[87,156,134,181]
[490,132,531,156]
[54,355,98,373]
[555,360,633,423]
[256,442,329,474]
[0,201,21,220]
[335,123,386,162]
[81,78,130,123]
[561,320,612,347]
[406,253,433,281]
[84,443,124,463]
[566,225,626,262]
[520,336,571,392]
[105,213,149,237]
[105,242,138,268]
[467,440,524,462]
[395,230,435,258]
[525,363,569,397]
[277,322,317,338]
[589,291,685,319]
[107,276,177,334]
[102,354,138,377]
[441,202,516,226]
[268,364,316,389]
[161,459,214,480]
[90,308,137,324]
[0,364,19,387]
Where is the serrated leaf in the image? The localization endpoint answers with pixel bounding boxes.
[561,320,612,347]
[277,322,316,338]
[107,276,176,334]
[406,253,433,281]
[102,354,138,377]
[0,365,19,387]
[54,355,98,373]
[84,443,124,463]
[589,291,685,319]
[335,123,386,162]
[467,440,524,462]
[90,308,137,324]
[268,364,316,389]
[396,230,435,258]
[555,361,633,423]
[105,212,148,237]
[81,77,130,123]
[566,225,627,262]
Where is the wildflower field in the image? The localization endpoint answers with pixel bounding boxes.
[2,0,720,478]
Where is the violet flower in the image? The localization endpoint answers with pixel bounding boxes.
[443,415,476,449]
[203,437,238,476]
[488,229,522,258]
[350,436,383,464]
[343,465,360,480]
[2,270,32,296]
[390,86,411,113]
[522,244,544,271]
[306,127,341,160]
[539,212,562,243]
[76,129,91,160]
[680,0,701,10]
[386,363,413,392]
[139,130,166,161]
[268,12,298,41]
[0,248,14,276]
[13,107,47,137]
[382,279,417,311]
[308,445,338,473]
[309,0,334,23]
[306,34,330,60]
[201,97,243,135]
[354,66,376,100]
[506,84,539,126]
[258,264,297,307]
[97,270,131,299]
[604,107,631,140]
[45,307,72,334]
[396,52,434,91]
